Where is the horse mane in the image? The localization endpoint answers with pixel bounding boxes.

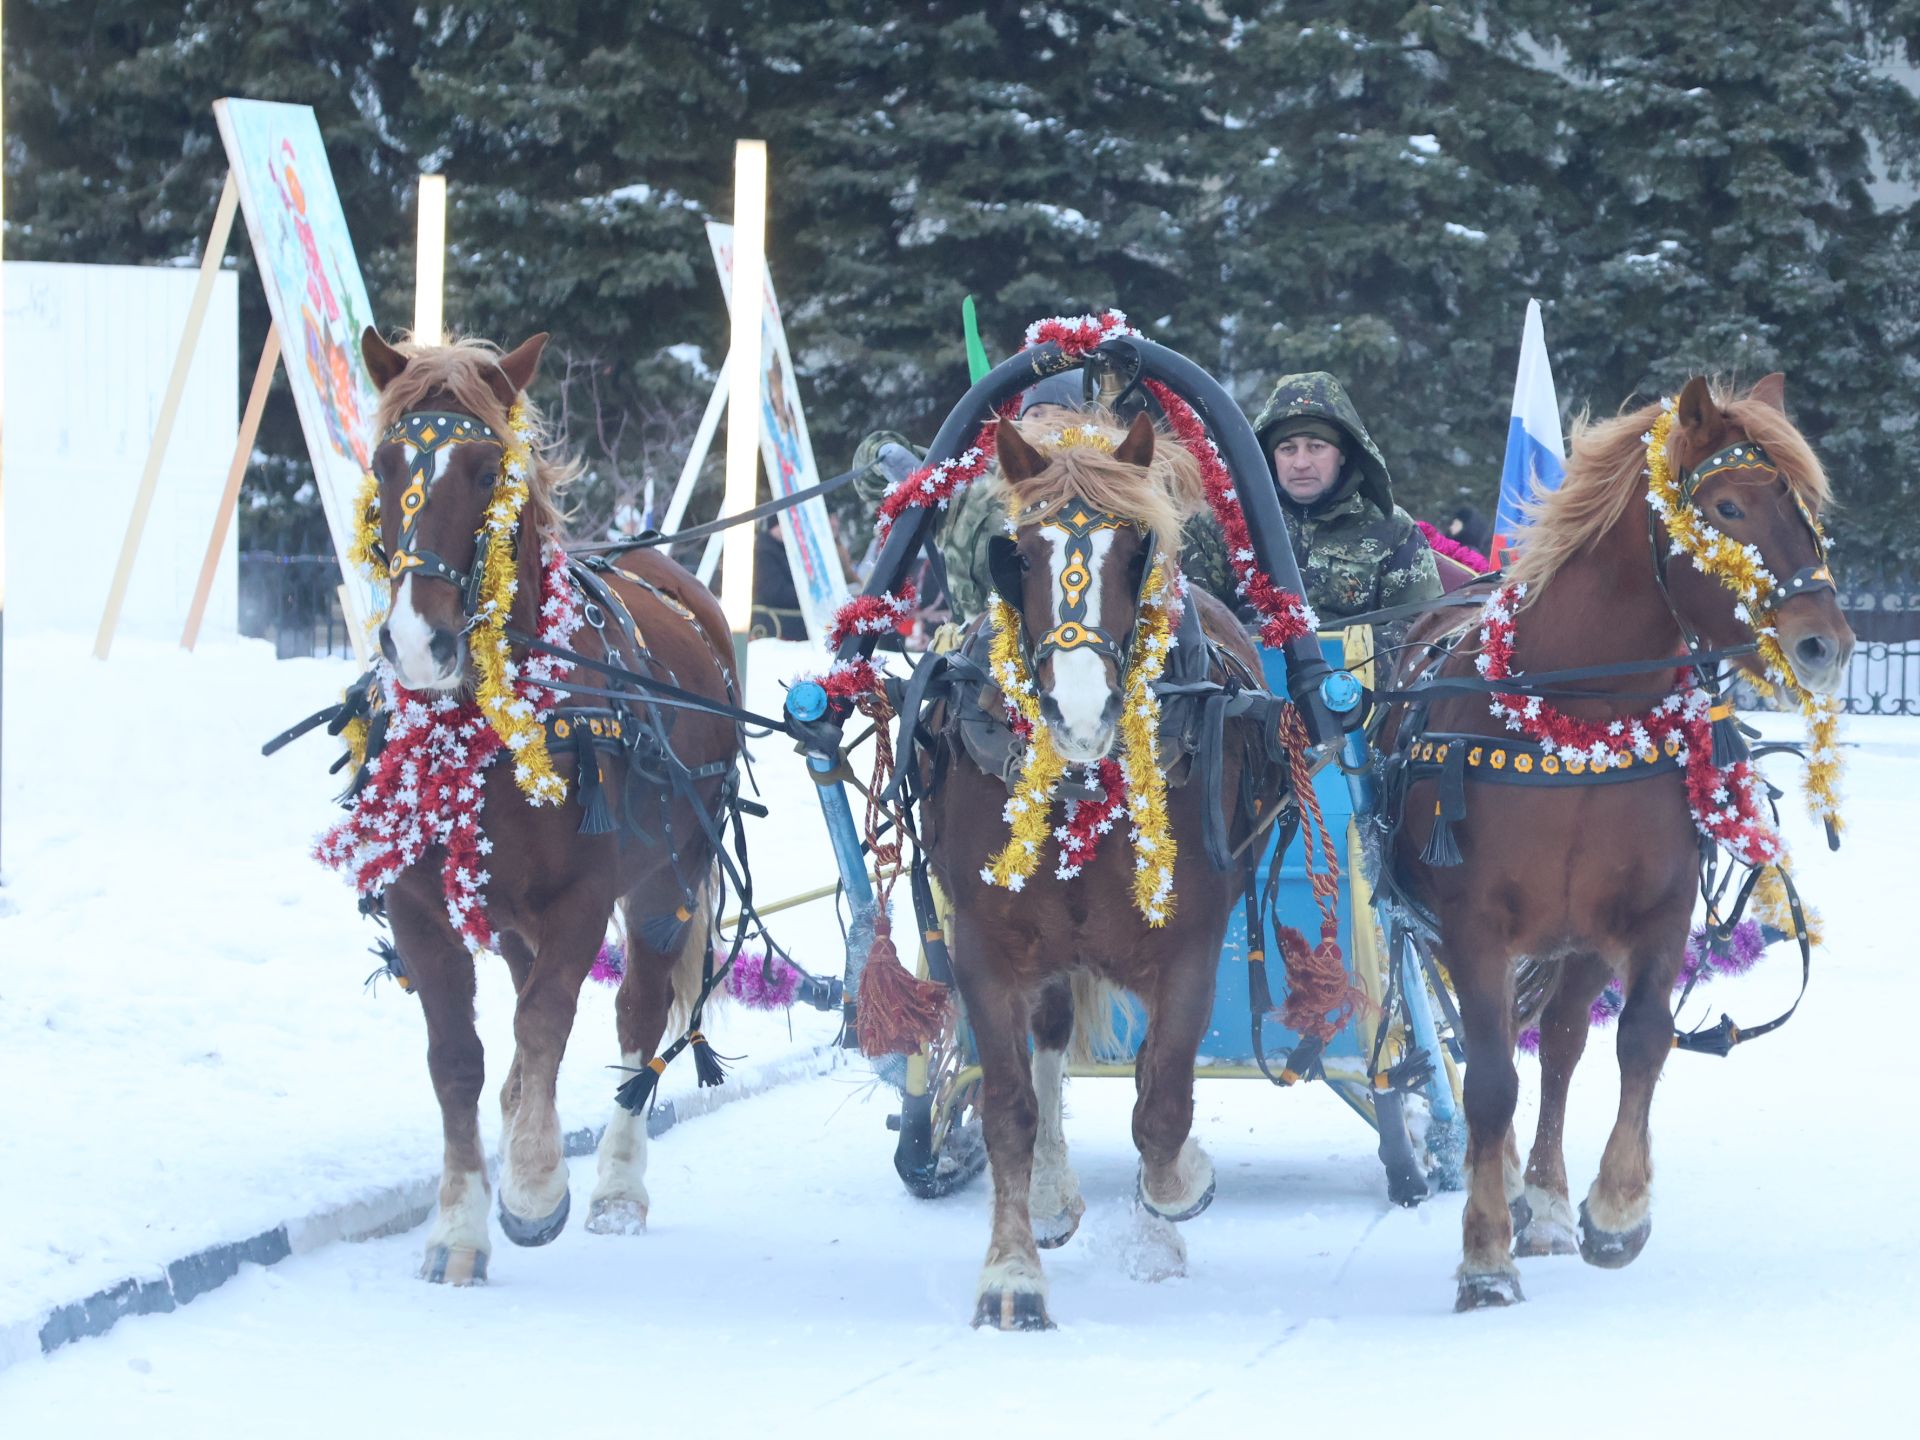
[1507,386,1831,595]
[992,403,1205,567]
[372,335,581,541]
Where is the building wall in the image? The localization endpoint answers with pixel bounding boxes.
[4,262,240,641]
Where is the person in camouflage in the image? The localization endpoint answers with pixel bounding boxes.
[1198,370,1442,624]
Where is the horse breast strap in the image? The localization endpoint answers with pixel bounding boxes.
[378,411,504,611]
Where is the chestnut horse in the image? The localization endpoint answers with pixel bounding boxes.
[348,331,740,1282]
[923,409,1274,1330]
[1386,376,1852,1309]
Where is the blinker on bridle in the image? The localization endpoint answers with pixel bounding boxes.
[374,411,507,619]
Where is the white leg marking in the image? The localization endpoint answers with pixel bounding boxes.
[498,1090,569,1220]
[587,1051,652,1234]
[976,1256,1048,1299]
[426,1166,492,1255]
[1584,1182,1651,1235]
[1523,1183,1577,1237]
[1142,1136,1214,1216]
[1029,1048,1084,1240]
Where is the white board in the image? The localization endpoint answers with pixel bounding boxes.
[3,262,239,640]
[706,223,848,644]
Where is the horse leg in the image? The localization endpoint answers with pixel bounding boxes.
[1028,975,1084,1250]
[965,969,1050,1330]
[389,886,490,1284]
[1133,943,1216,1224]
[1451,938,1525,1310]
[1579,955,1674,1268]
[496,889,604,1247]
[1516,953,1609,1258]
[588,880,708,1235]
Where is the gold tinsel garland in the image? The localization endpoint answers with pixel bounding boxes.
[1646,403,1840,939]
[351,402,567,807]
[980,559,1180,926]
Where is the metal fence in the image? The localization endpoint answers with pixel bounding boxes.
[1838,580,1920,717]
[238,553,355,659]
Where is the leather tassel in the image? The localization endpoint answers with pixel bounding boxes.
[574,733,616,835]
[1420,800,1463,867]
[614,1056,668,1113]
[1420,743,1468,867]
[854,913,950,1058]
[1710,705,1749,768]
[689,1031,731,1089]
[639,903,693,954]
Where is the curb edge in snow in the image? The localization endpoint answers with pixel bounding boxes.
[8,1045,839,1373]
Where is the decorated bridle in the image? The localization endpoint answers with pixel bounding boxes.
[373,410,512,620]
[989,500,1154,675]
[1650,431,1834,673]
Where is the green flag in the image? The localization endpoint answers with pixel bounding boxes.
[962,295,991,383]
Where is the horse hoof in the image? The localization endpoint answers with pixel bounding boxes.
[497,1188,571,1248]
[584,1197,648,1236]
[1454,1269,1524,1311]
[1137,1171,1216,1224]
[420,1245,488,1285]
[972,1290,1055,1331]
[1033,1206,1083,1250]
[1578,1200,1651,1269]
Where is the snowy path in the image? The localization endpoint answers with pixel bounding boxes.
[4,635,1918,1430]
[4,994,1915,1435]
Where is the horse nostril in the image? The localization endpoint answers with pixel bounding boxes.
[378,626,397,663]
[428,629,458,669]
[1795,634,1833,668]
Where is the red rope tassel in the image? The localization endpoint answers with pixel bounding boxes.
[1274,706,1367,1043]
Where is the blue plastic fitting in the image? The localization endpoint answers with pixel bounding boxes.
[785,680,828,724]
[1319,669,1364,715]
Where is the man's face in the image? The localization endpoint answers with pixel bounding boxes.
[1272,435,1343,505]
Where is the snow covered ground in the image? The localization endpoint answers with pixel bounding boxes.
[3,628,1917,1432]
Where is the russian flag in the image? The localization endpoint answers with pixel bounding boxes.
[1490,300,1566,567]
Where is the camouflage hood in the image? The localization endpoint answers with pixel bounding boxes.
[1251,371,1393,517]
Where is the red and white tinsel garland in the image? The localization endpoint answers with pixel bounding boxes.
[814,308,1314,700]
[314,542,585,951]
[1476,581,1781,865]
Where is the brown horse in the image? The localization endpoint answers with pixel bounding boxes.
[349,331,741,1283]
[1386,375,1853,1310]
[922,408,1272,1330]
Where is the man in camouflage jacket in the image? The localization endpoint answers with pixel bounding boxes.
[851,370,1438,627]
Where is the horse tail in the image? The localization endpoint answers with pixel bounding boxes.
[1066,972,1136,1066]
[664,864,722,1040]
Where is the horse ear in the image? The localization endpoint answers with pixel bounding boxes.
[1675,376,1721,434]
[488,332,551,406]
[996,418,1047,484]
[362,327,408,391]
[1748,372,1787,413]
[1114,411,1155,470]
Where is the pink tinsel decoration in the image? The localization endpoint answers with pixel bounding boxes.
[1516,919,1768,1051]
[1416,519,1492,574]
[726,949,802,1010]
[589,942,624,986]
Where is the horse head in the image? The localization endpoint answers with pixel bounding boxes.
[360,329,550,692]
[1660,374,1853,694]
[989,408,1184,762]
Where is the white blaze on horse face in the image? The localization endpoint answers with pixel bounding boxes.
[387,574,458,692]
[1044,526,1118,761]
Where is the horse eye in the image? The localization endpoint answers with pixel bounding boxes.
[1715,499,1745,521]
